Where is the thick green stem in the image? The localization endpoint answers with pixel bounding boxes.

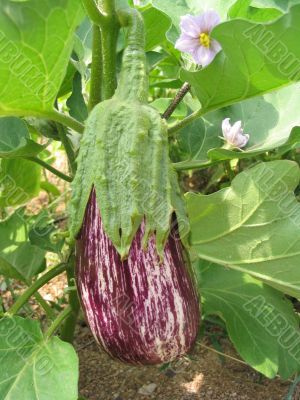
[7,264,67,316]
[26,157,73,182]
[44,306,72,339]
[82,0,106,25]
[101,22,119,100]
[102,0,116,17]
[83,0,119,100]
[56,124,77,175]
[45,110,84,134]
[88,25,103,111]
[60,255,80,344]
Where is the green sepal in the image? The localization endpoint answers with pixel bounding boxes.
[69,9,188,258]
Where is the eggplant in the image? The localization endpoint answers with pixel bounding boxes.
[76,189,200,365]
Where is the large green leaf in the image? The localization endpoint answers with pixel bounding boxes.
[0,317,78,400]
[0,117,44,158]
[0,0,84,117]
[229,0,283,22]
[176,84,300,167]
[0,159,41,207]
[252,0,300,11]
[198,260,300,379]
[181,6,300,114]
[0,210,45,281]
[143,7,171,51]
[186,160,300,298]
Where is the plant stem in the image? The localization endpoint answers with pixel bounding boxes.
[45,110,84,134]
[162,82,191,120]
[56,124,77,175]
[82,0,106,25]
[60,254,80,344]
[26,157,73,182]
[44,306,72,339]
[173,159,222,171]
[168,108,204,135]
[101,21,119,99]
[34,292,56,320]
[88,25,103,111]
[7,264,67,316]
[224,160,235,181]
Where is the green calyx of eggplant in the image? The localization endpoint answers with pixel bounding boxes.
[69,9,189,259]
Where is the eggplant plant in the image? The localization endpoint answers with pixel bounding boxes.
[1,0,300,399]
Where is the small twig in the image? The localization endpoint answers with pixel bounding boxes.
[199,343,248,366]
[162,82,191,120]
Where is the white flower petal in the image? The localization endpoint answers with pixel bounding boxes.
[196,10,221,33]
[175,36,199,53]
[180,15,202,37]
[236,134,250,148]
[222,118,231,136]
[230,121,242,141]
[193,45,217,67]
[222,118,250,148]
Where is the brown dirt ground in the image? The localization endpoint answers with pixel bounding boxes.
[75,324,291,400]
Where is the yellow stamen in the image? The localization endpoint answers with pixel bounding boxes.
[199,32,211,48]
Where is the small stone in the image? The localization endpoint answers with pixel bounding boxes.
[164,369,176,378]
[138,383,157,396]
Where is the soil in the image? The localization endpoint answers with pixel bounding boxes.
[75,324,291,400]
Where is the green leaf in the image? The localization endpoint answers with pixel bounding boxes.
[0,0,84,117]
[27,119,60,141]
[229,0,283,21]
[0,117,44,158]
[186,160,300,298]
[181,6,300,114]
[176,84,300,166]
[0,159,41,207]
[0,316,79,400]
[28,211,64,254]
[0,210,45,281]
[252,0,300,11]
[66,72,88,123]
[40,181,61,197]
[58,62,77,98]
[142,7,171,51]
[198,260,300,378]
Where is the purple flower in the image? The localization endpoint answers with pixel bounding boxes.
[222,118,250,149]
[175,11,222,67]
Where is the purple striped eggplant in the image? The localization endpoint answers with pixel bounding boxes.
[76,189,200,365]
